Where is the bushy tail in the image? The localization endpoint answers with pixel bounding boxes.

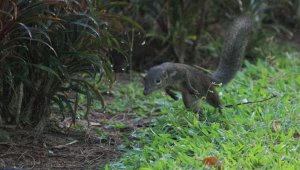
[212,16,253,84]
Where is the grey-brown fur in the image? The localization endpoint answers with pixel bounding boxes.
[143,16,253,116]
[212,16,253,84]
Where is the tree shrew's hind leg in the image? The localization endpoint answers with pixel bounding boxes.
[206,90,223,114]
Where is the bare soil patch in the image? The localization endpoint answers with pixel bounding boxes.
[0,111,151,169]
[0,127,121,169]
[0,73,150,170]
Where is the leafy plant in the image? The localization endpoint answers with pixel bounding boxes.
[0,0,133,133]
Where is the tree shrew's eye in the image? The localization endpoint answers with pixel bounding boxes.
[156,79,161,84]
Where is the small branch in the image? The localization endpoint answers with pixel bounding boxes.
[16,82,24,125]
[225,94,277,108]
[53,140,78,149]
[193,64,212,74]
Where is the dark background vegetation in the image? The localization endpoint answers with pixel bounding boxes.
[0,0,299,133]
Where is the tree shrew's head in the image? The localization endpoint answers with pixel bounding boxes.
[143,66,168,95]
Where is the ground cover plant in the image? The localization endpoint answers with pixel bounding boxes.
[107,43,300,169]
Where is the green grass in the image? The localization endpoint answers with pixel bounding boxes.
[106,45,300,169]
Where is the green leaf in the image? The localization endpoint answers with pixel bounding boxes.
[31,64,62,81]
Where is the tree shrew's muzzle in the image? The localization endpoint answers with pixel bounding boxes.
[143,88,151,95]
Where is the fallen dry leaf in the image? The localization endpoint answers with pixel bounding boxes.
[59,117,73,128]
[271,120,282,132]
[202,156,221,169]
[293,132,300,139]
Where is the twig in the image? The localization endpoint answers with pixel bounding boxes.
[51,165,85,169]
[193,64,212,74]
[16,82,24,125]
[53,140,78,149]
[224,94,277,108]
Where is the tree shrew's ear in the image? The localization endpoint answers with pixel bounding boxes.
[163,71,168,79]
[140,73,146,78]
[140,74,146,80]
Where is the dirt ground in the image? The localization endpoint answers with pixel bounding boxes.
[0,111,152,170]
[0,112,150,170]
[0,73,151,170]
[0,126,120,169]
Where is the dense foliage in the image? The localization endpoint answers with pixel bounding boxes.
[120,0,300,69]
[0,0,133,133]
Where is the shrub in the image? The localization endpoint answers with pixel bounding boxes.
[0,0,129,133]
